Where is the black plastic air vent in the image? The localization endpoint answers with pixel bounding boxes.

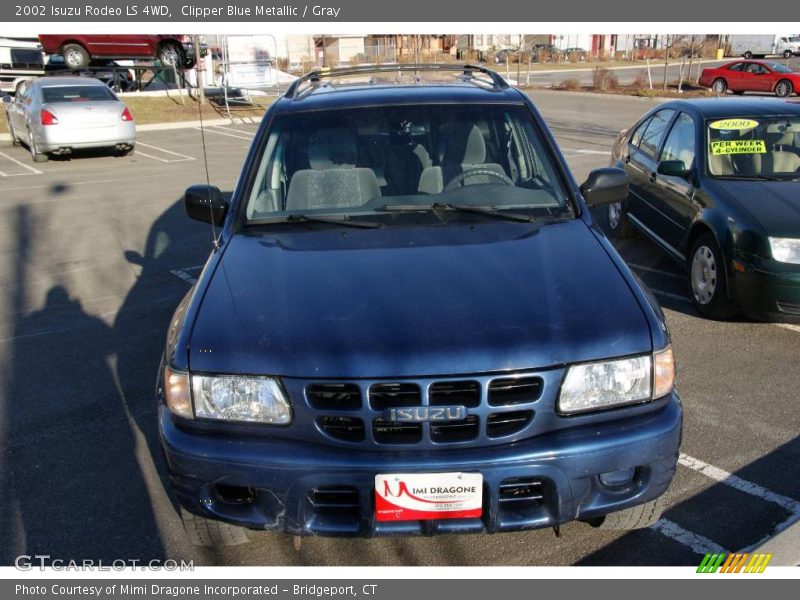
[307,383,362,410]
[429,380,480,408]
[369,383,421,410]
[487,377,543,406]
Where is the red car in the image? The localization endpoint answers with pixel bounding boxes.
[699,59,800,97]
[38,35,199,70]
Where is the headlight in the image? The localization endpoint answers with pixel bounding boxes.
[193,374,292,424]
[558,346,675,415]
[162,368,292,424]
[769,237,800,265]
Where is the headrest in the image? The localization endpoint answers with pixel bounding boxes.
[309,127,356,170]
[441,123,486,165]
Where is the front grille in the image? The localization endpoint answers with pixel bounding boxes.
[429,380,480,407]
[488,377,543,406]
[487,410,534,438]
[777,300,800,316]
[307,383,361,410]
[369,383,421,410]
[317,416,365,442]
[431,415,479,443]
[298,370,548,448]
[373,419,422,444]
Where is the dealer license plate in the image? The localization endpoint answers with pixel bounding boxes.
[375,472,483,521]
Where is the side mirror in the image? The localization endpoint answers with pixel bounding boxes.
[657,160,689,178]
[1,95,11,104]
[184,184,228,226]
[580,167,629,208]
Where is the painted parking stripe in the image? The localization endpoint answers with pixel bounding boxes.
[679,453,800,513]
[136,142,195,160]
[650,519,729,555]
[195,126,254,141]
[210,124,255,139]
[0,151,43,176]
[776,323,800,334]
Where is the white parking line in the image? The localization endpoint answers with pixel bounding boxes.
[0,151,43,176]
[195,126,254,141]
[679,453,800,513]
[650,519,729,555]
[136,142,195,160]
[776,323,800,334]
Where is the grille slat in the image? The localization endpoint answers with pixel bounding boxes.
[498,478,545,503]
[431,415,479,443]
[429,381,480,408]
[317,416,365,442]
[369,383,421,410]
[372,419,422,444]
[309,487,360,512]
[307,383,362,410]
[487,410,534,438]
[488,377,543,406]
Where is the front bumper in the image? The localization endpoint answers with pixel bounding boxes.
[732,253,800,322]
[160,393,682,537]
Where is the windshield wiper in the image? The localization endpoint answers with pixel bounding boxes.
[253,214,383,229]
[380,203,537,223]
[715,174,792,182]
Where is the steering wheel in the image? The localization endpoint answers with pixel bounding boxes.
[443,168,514,192]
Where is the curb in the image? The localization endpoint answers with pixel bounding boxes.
[752,516,800,566]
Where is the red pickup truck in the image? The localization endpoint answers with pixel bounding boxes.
[38,35,200,69]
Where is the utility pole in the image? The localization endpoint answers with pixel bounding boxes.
[193,34,205,105]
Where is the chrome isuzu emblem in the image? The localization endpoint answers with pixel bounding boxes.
[385,406,467,423]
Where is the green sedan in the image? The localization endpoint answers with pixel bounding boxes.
[609,98,800,321]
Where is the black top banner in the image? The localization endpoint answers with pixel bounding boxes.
[1,0,797,22]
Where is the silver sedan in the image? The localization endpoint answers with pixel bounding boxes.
[2,76,135,162]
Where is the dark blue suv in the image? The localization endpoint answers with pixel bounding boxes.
[158,65,681,546]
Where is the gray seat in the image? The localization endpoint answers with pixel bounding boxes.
[418,123,506,194]
[763,124,800,174]
[285,126,380,210]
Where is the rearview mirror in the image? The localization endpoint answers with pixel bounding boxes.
[184,184,228,226]
[657,160,689,178]
[580,167,628,208]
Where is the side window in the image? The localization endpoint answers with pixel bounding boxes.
[728,63,744,72]
[629,116,652,148]
[638,109,676,159]
[660,113,696,169]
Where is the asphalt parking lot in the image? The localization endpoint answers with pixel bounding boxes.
[0,90,798,566]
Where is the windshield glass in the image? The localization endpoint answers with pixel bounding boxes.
[707,116,800,179]
[245,104,571,222]
[42,85,116,103]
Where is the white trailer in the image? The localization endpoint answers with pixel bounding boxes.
[729,34,800,59]
[0,37,44,95]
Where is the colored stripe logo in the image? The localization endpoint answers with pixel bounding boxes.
[697,553,772,573]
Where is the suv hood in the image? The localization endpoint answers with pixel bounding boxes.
[188,220,651,378]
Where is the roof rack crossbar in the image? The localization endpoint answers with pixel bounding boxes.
[285,63,509,98]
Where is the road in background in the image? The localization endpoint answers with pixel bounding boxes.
[0,92,797,566]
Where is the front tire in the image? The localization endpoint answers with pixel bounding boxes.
[179,507,250,547]
[711,78,728,94]
[775,79,793,98]
[783,50,792,59]
[586,496,667,530]
[607,200,637,239]
[62,43,90,69]
[688,233,735,319]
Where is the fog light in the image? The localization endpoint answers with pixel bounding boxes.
[599,468,635,488]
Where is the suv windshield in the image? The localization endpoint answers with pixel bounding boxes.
[707,116,800,180]
[245,103,571,222]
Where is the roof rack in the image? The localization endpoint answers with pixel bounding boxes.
[285,63,509,98]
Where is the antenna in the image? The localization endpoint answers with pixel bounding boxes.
[193,35,219,249]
